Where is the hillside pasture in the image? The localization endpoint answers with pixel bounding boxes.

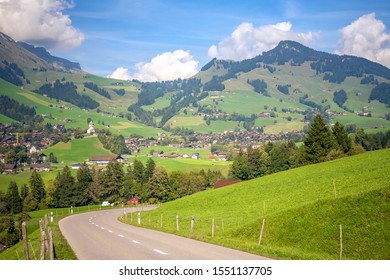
[121,149,390,260]
[43,136,113,166]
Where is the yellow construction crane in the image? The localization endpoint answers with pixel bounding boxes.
[9,132,32,145]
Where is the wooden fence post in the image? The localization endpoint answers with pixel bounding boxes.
[22,221,29,260]
[212,217,215,237]
[190,216,195,235]
[48,227,55,260]
[176,215,180,231]
[258,218,266,246]
[339,224,343,260]
[39,219,46,260]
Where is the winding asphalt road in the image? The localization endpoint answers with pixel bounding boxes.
[59,207,269,260]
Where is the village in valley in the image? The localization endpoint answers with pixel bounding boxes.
[0,117,306,174]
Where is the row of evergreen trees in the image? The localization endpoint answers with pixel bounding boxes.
[35,79,100,109]
[230,114,355,180]
[0,158,223,215]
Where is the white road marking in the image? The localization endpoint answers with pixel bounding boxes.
[132,240,140,244]
[118,234,124,238]
[101,227,105,230]
[153,249,167,255]
[108,230,113,233]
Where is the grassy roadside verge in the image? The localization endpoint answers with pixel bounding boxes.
[0,205,108,260]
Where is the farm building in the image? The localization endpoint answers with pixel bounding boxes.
[89,155,124,165]
[125,196,142,206]
[30,164,51,172]
[214,179,241,189]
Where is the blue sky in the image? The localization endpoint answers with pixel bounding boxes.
[1,0,390,81]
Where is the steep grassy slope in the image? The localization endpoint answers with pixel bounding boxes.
[0,79,163,137]
[42,135,114,165]
[121,149,390,259]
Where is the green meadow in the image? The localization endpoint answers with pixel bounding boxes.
[43,136,114,165]
[0,170,60,194]
[121,149,390,260]
[0,137,231,192]
[130,145,231,174]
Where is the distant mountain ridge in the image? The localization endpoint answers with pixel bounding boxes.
[0,31,389,135]
[18,42,81,72]
[0,31,81,73]
[201,40,390,83]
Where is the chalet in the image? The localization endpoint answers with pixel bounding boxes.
[39,153,47,162]
[125,196,142,206]
[218,155,227,161]
[71,163,81,169]
[115,155,125,163]
[3,163,17,174]
[152,151,164,157]
[89,155,115,165]
[89,155,124,165]
[214,179,241,189]
[2,136,14,145]
[53,124,65,131]
[30,164,51,172]
[161,153,180,159]
[29,145,41,154]
[192,153,200,160]
[209,155,217,161]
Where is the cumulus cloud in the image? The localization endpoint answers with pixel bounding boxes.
[336,13,390,68]
[109,50,199,82]
[208,22,316,61]
[108,67,132,81]
[0,0,84,50]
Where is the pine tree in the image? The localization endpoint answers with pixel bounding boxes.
[102,160,124,201]
[29,170,46,205]
[86,172,104,203]
[53,165,76,207]
[74,162,92,205]
[332,121,353,154]
[230,153,249,180]
[301,114,335,163]
[132,159,146,184]
[6,181,22,214]
[145,158,156,181]
[148,166,169,202]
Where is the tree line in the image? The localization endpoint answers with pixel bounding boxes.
[0,61,28,86]
[230,114,390,181]
[35,79,99,109]
[83,82,111,99]
[97,129,130,155]
[1,158,223,212]
[0,95,36,122]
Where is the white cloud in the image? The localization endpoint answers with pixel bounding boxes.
[336,13,390,68]
[109,50,199,82]
[0,0,84,50]
[108,67,133,81]
[208,22,316,61]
